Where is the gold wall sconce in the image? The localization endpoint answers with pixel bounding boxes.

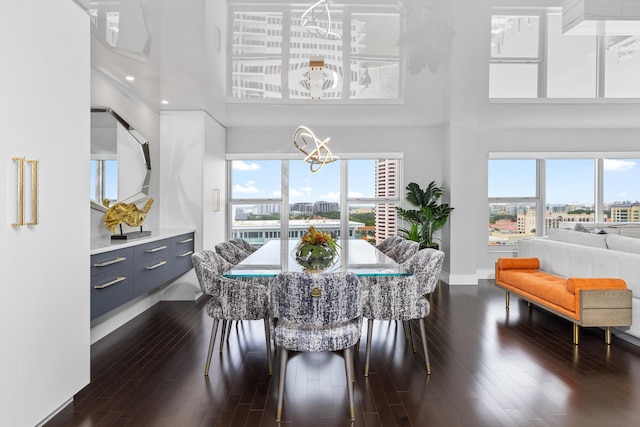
[11,157,38,227]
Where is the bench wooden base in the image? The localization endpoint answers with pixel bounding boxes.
[500,286,632,345]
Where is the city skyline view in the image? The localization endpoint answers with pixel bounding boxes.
[489,158,640,206]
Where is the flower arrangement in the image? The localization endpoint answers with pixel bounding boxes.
[299,226,339,250]
[295,226,339,271]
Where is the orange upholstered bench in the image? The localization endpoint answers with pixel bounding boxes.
[495,257,632,345]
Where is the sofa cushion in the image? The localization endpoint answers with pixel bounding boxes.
[606,233,640,255]
[547,229,608,249]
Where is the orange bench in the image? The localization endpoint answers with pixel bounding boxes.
[495,257,632,345]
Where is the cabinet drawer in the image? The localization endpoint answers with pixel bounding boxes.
[91,247,134,277]
[134,238,172,264]
[172,233,194,275]
[134,257,173,296]
[91,264,135,319]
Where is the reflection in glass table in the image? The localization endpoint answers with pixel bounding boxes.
[223,239,410,278]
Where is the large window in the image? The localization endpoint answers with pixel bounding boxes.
[228,158,401,246]
[488,156,640,246]
[490,9,640,99]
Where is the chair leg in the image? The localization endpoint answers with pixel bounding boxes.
[404,320,416,353]
[226,320,233,342]
[344,346,356,421]
[219,320,227,353]
[205,319,219,376]
[364,318,373,377]
[418,318,431,375]
[276,348,289,421]
[264,318,273,375]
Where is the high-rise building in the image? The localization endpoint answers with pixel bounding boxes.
[375,159,398,244]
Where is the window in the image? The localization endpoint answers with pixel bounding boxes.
[488,159,539,245]
[489,156,640,247]
[228,158,401,246]
[490,9,640,99]
[604,158,640,221]
[228,4,402,101]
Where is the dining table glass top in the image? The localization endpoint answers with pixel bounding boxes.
[223,238,410,277]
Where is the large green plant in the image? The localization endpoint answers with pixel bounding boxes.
[396,181,454,248]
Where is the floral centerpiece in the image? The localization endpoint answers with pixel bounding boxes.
[294,226,339,272]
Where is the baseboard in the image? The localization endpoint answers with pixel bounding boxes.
[476,268,495,280]
[446,272,479,285]
[36,398,73,427]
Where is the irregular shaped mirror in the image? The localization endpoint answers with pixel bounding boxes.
[90,107,151,212]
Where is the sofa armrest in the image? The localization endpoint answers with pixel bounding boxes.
[496,257,540,270]
[566,278,627,293]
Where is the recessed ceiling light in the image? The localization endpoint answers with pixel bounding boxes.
[125,76,135,81]
[161,100,169,105]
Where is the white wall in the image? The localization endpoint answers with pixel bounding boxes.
[159,111,227,300]
[0,1,90,425]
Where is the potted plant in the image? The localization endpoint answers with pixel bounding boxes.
[396,181,454,250]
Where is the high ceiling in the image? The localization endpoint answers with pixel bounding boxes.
[75,0,453,128]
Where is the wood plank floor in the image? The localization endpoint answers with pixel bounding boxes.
[45,280,640,427]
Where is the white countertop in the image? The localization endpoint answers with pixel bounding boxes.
[90,229,195,255]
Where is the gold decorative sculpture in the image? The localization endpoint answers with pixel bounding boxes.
[104,198,154,234]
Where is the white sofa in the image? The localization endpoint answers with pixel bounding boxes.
[519,229,640,343]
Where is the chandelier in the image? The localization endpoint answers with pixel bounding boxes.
[301,0,341,40]
[292,126,338,173]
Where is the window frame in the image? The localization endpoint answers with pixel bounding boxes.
[488,153,640,250]
[227,154,403,245]
[489,8,640,101]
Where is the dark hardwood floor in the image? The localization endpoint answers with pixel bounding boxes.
[45,280,640,427]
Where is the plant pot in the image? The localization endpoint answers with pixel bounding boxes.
[421,243,439,250]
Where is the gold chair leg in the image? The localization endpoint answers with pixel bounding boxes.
[344,346,356,421]
[276,348,288,421]
[573,323,580,345]
[605,326,612,345]
[419,318,431,375]
[205,319,219,376]
[364,318,373,377]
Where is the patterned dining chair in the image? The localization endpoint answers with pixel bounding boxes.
[385,239,420,264]
[215,241,250,265]
[270,272,363,421]
[229,237,257,253]
[362,248,444,376]
[192,250,272,376]
[376,235,404,254]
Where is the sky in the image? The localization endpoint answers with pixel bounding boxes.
[231,159,377,202]
[489,158,640,205]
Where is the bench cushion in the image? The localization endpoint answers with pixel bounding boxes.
[498,269,575,314]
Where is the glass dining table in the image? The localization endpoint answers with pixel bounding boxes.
[223,238,410,278]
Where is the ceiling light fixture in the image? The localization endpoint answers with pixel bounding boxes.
[301,0,341,40]
[125,75,135,81]
[292,126,338,173]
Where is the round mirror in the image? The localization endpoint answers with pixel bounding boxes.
[90,107,151,212]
